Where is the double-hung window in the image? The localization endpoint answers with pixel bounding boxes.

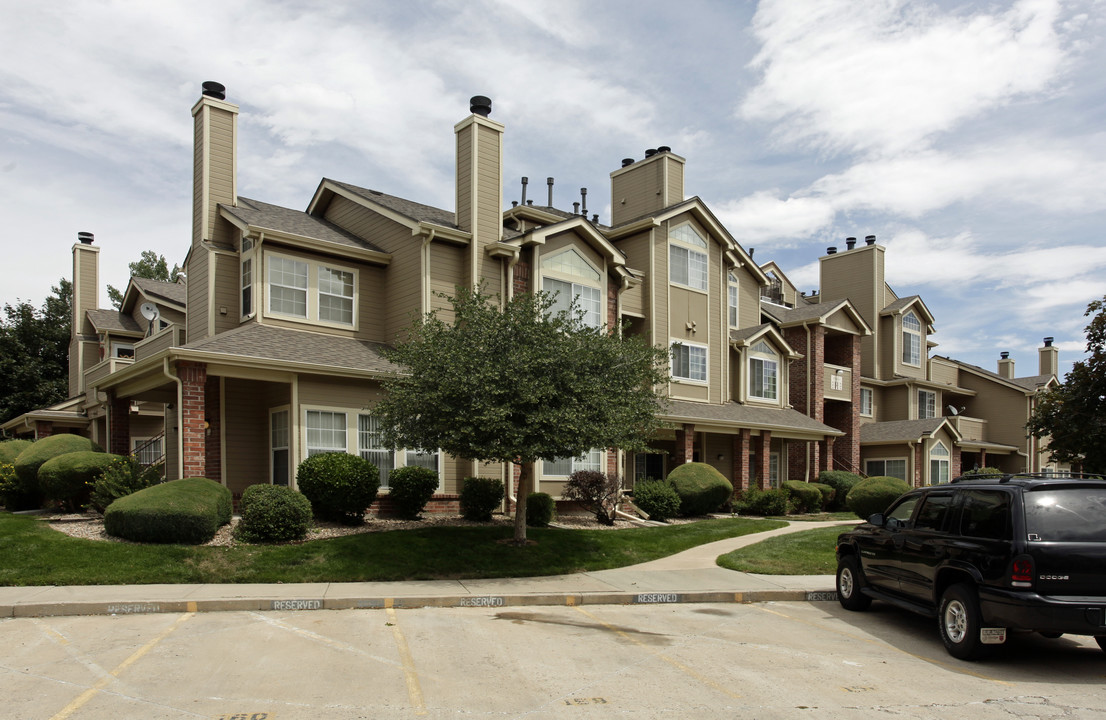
[543,249,602,328]
[241,236,254,318]
[860,387,874,416]
[918,389,936,419]
[318,267,354,325]
[269,256,308,318]
[671,342,707,382]
[728,272,740,328]
[865,458,907,481]
[902,311,921,366]
[358,414,395,489]
[749,340,778,400]
[305,410,346,456]
[544,448,603,477]
[669,224,708,291]
[267,253,357,327]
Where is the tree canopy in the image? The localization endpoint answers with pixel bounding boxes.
[0,280,72,427]
[376,288,670,543]
[106,250,183,309]
[1027,295,1106,474]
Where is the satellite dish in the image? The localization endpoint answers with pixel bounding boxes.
[140,303,160,337]
[947,405,959,416]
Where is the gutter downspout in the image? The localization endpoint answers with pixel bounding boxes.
[805,321,812,481]
[506,246,521,300]
[161,357,184,480]
[421,229,435,314]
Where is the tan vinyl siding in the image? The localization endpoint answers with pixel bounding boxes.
[192,113,204,246]
[213,252,240,334]
[206,113,236,246]
[738,269,761,328]
[77,251,98,333]
[299,376,385,409]
[705,433,730,481]
[883,386,909,421]
[957,375,1030,450]
[820,245,884,378]
[930,358,959,386]
[620,276,645,317]
[455,129,472,232]
[708,240,722,402]
[879,315,896,379]
[186,247,210,341]
[611,159,663,226]
[223,379,270,495]
[429,243,465,324]
[357,264,387,342]
[666,161,684,206]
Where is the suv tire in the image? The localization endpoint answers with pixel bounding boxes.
[837,555,872,611]
[939,583,988,660]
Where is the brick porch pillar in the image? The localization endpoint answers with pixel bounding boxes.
[179,361,207,479]
[674,423,695,466]
[979,449,987,468]
[821,436,835,473]
[733,429,751,492]
[109,396,130,456]
[34,420,54,440]
[951,445,962,480]
[757,430,772,490]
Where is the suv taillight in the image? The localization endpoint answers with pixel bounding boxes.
[1011,556,1034,588]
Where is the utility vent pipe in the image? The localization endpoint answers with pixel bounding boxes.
[202,81,225,100]
[547,177,554,206]
[469,95,492,117]
[77,231,94,245]
[521,177,528,206]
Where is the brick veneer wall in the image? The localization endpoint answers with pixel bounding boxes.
[35,420,55,440]
[204,374,221,481]
[178,361,207,478]
[733,429,751,491]
[109,396,130,456]
[757,431,771,490]
[513,258,530,296]
[674,424,695,466]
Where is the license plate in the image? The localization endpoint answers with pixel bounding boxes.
[980,627,1007,644]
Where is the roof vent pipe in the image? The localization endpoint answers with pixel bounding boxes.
[644,148,657,158]
[1001,351,1010,359]
[511,201,518,207]
[657,145,671,153]
[592,214,598,223]
[846,237,857,250]
[526,200,533,205]
[621,158,634,167]
[580,187,588,217]
[749,247,755,257]
[77,231,94,245]
[547,177,554,206]
[520,177,528,206]
[827,247,837,255]
[865,235,876,245]
[469,95,492,117]
[201,81,226,100]
[1043,337,1054,347]
[573,201,580,215]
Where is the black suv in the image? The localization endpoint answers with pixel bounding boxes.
[835,473,1106,660]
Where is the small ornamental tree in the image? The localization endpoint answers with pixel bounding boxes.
[377,288,669,544]
[561,470,622,525]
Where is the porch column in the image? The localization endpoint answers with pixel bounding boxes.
[109,396,130,455]
[951,445,962,480]
[733,429,751,492]
[979,449,987,468]
[674,423,695,465]
[34,420,55,440]
[821,437,835,473]
[757,430,772,490]
[179,361,207,478]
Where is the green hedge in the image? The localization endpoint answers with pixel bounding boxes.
[0,439,33,464]
[809,482,835,510]
[668,462,733,516]
[104,477,232,544]
[632,480,681,522]
[387,466,440,520]
[733,487,792,516]
[38,451,123,511]
[526,492,555,527]
[296,452,379,525]
[782,480,822,513]
[235,484,312,543]
[89,457,160,513]
[818,471,862,510]
[10,435,101,510]
[459,476,504,521]
[846,476,911,520]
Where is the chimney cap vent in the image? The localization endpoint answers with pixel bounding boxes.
[827,247,837,255]
[77,231,94,245]
[1001,351,1010,359]
[865,235,876,245]
[201,81,226,100]
[657,145,671,153]
[644,148,657,158]
[621,158,634,167]
[1043,336,1054,347]
[469,95,492,117]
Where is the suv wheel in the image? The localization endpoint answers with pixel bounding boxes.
[837,555,872,611]
[938,583,988,660]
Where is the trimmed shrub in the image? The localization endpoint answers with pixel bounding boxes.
[38,451,123,511]
[809,482,836,510]
[526,492,555,527]
[959,466,1002,480]
[235,484,313,543]
[846,476,912,520]
[0,462,16,509]
[0,439,33,464]
[387,466,440,520]
[104,477,232,544]
[632,480,681,522]
[561,470,623,525]
[667,462,733,516]
[782,480,823,514]
[459,476,504,521]
[10,434,101,510]
[732,487,792,516]
[818,471,862,511]
[296,452,379,525]
[89,456,160,513]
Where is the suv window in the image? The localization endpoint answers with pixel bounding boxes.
[885,496,919,527]
[913,493,954,532]
[1024,487,1106,542]
[958,489,1011,540]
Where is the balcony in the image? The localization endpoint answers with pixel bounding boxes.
[135,324,186,361]
[823,364,852,401]
[951,415,987,442]
[84,357,134,389]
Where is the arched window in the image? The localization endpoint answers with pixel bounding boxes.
[902,311,921,365]
[543,249,602,328]
[749,340,778,400]
[930,441,950,485]
[669,224,708,291]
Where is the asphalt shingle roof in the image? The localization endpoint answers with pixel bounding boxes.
[86,309,143,334]
[223,197,386,254]
[663,400,843,436]
[327,180,458,229]
[859,418,947,444]
[132,277,186,308]
[762,299,847,325]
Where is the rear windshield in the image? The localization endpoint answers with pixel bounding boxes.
[1023,486,1106,542]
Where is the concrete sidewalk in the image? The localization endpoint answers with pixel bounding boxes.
[0,520,849,618]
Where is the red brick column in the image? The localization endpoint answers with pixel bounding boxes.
[733,430,751,492]
[757,431,772,489]
[674,423,695,466]
[951,445,962,481]
[34,421,55,440]
[913,445,924,488]
[821,437,836,473]
[179,361,207,479]
[979,449,987,468]
[512,259,530,296]
[109,396,130,455]
[204,374,221,481]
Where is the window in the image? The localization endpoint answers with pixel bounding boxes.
[860,387,874,416]
[865,458,907,481]
[269,256,308,318]
[270,408,289,486]
[305,410,346,456]
[749,453,780,488]
[886,496,919,524]
[902,311,921,366]
[358,414,395,489]
[318,267,354,324]
[406,449,440,472]
[830,373,844,391]
[111,342,135,360]
[669,224,708,291]
[918,389,936,419]
[131,437,162,467]
[749,340,778,400]
[958,490,1011,540]
[929,441,950,485]
[728,273,740,328]
[241,257,253,317]
[634,453,665,483]
[914,493,954,531]
[671,342,707,382]
[544,277,602,328]
[544,448,603,477]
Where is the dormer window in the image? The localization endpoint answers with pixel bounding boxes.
[543,249,602,328]
[266,252,357,328]
[669,224,708,291]
[902,311,921,366]
[749,340,778,400]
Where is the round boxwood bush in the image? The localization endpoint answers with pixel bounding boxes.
[387,466,440,519]
[459,476,504,521]
[733,487,792,516]
[809,482,835,510]
[38,451,123,511]
[782,480,823,514]
[667,462,733,516]
[10,434,101,510]
[0,439,33,464]
[235,484,313,543]
[526,492,555,527]
[818,471,862,510]
[296,452,379,525]
[846,476,912,519]
[104,477,232,544]
[632,480,681,522]
[88,456,160,513]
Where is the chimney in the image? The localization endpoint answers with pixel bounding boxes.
[1039,337,1059,377]
[610,145,686,225]
[846,237,856,250]
[70,231,100,396]
[189,81,239,341]
[997,351,1015,379]
[456,95,504,288]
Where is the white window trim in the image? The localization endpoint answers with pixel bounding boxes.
[728,279,740,329]
[671,340,708,384]
[902,311,922,367]
[918,389,936,419]
[130,436,162,466]
[111,341,135,359]
[241,241,256,321]
[264,250,359,330]
[669,223,709,293]
[748,341,779,402]
[860,387,874,417]
[542,449,605,479]
[929,441,950,485]
[865,457,908,481]
[269,405,290,487]
[543,276,603,329]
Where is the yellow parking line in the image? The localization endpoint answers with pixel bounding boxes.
[571,606,742,700]
[386,608,428,716]
[50,612,194,720]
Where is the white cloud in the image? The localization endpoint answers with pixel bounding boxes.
[714,191,836,242]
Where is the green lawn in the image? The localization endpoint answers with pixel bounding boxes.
[0,512,787,586]
[716,525,854,575]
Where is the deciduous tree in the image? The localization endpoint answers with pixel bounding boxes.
[106,250,182,308]
[0,280,72,426]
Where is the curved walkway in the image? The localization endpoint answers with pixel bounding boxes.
[0,520,853,619]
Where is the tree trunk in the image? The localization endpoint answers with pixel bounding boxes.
[513,460,531,544]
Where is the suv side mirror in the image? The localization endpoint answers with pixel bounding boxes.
[867,513,886,527]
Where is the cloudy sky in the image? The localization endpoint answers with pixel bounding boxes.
[2,0,1103,379]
